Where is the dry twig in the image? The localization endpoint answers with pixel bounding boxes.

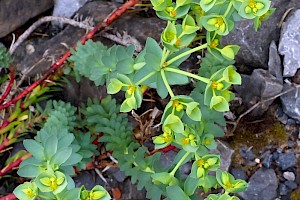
[229,84,300,134]
[9,16,94,54]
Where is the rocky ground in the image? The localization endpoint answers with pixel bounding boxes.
[1,0,300,199]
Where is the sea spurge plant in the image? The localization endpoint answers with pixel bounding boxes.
[80,186,110,200]
[35,170,67,194]
[216,170,248,193]
[10,0,273,199]
[192,154,221,178]
[13,100,109,199]
[14,182,38,200]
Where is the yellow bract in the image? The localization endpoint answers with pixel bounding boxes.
[210,39,219,48]
[40,176,64,191]
[172,100,184,112]
[22,188,35,198]
[127,86,135,95]
[245,0,264,14]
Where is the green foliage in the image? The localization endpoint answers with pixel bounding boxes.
[0,45,11,69]
[14,100,109,200]
[14,0,273,199]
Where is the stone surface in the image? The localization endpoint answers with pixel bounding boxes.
[210,140,234,171]
[119,179,147,200]
[268,40,283,83]
[280,83,300,121]
[283,171,296,181]
[230,168,248,181]
[0,0,54,37]
[53,0,90,18]
[239,168,278,200]
[14,1,165,77]
[240,147,255,161]
[262,153,273,168]
[284,181,297,190]
[235,69,283,116]
[279,183,288,196]
[74,171,106,190]
[278,9,300,77]
[277,153,297,170]
[221,0,300,71]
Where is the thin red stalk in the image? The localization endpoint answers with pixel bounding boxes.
[0,68,15,104]
[0,153,31,176]
[160,145,177,153]
[0,193,17,200]
[0,137,11,152]
[0,0,140,111]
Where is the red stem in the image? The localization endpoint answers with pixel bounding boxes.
[0,153,31,176]
[0,68,15,104]
[0,137,11,152]
[0,193,17,200]
[0,0,140,111]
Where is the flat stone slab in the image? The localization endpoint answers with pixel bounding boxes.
[0,0,53,37]
[278,9,300,77]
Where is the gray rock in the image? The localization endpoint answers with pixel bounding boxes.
[230,168,247,181]
[119,179,147,200]
[278,9,300,77]
[239,168,278,200]
[107,167,126,183]
[279,183,288,196]
[160,150,177,168]
[235,69,283,116]
[74,171,106,190]
[221,0,300,71]
[53,0,90,27]
[283,172,295,181]
[280,83,300,121]
[268,41,283,83]
[284,181,297,190]
[53,0,90,18]
[240,147,255,161]
[275,106,289,125]
[277,153,297,170]
[0,0,54,37]
[14,1,165,77]
[210,140,234,171]
[262,153,273,168]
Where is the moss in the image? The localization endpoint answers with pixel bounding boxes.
[229,121,288,168]
[290,187,300,200]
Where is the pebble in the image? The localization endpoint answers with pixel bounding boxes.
[240,147,256,161]
[277,153,297,170]
[239,168,278,200]
[283,171,295,181]
[230,168,248,180]
[279,183,288,196]
[284,181,297,190]
[262,154,273,168]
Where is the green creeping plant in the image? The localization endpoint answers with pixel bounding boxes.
[13,0,273,199]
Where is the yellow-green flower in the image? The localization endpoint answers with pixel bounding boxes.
[192,154,220,178]
[35,171,67,195]
[14,182,38,200]
[239,0,271,19]
[153,128,174,149]
[201,15,230,35]
[80,185,110,200]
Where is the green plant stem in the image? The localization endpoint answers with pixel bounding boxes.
[170,151,190,176]
[135,71,157,85]
[166,43,207,66]
[164,67,210,83]
[160,48,170,67]
[161,70,175,97]
[223,1,233,18]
